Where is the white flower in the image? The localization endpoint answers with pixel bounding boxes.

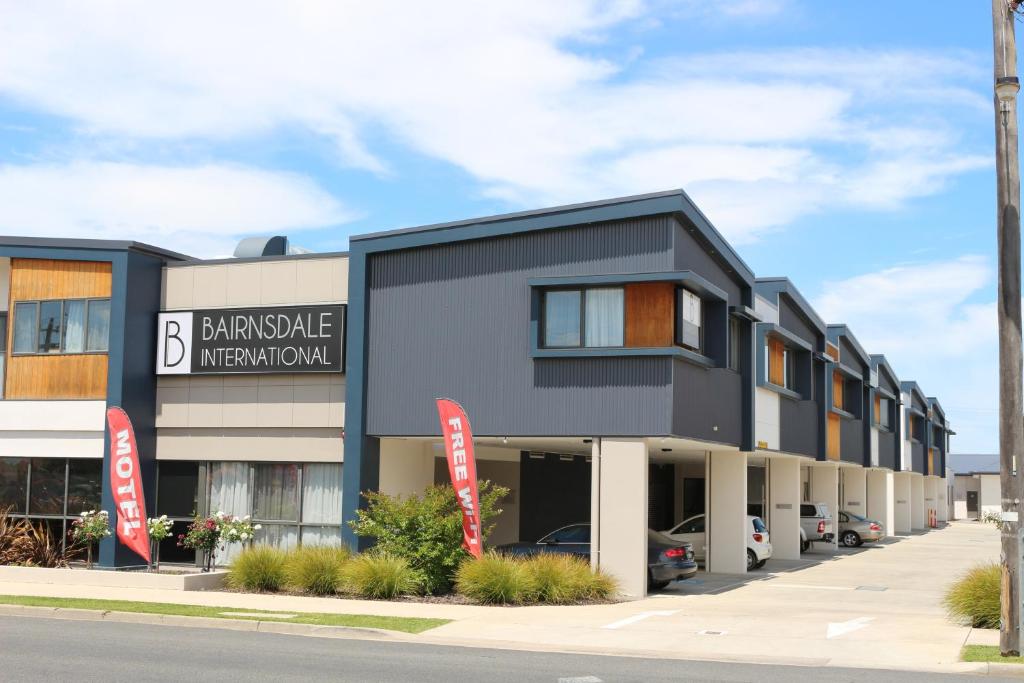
[254,524,262,530]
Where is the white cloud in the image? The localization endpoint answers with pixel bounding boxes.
[814,256,998,452]
[0,3,990,244]
[0,162,354,256]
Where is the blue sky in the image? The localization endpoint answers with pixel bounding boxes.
[0,1,1007,452]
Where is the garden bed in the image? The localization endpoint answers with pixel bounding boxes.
[0,564,227,591]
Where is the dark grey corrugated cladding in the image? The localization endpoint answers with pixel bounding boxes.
[826,324,871,465]
[869,355,901,471]
[343,190,757,547]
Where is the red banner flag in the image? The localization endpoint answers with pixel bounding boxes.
[436,398,482,558]
[106,407,151,563]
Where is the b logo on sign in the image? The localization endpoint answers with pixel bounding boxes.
[156,312,193,374]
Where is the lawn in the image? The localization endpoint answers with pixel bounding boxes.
[962,645,1024,664]
[0,594,449,634]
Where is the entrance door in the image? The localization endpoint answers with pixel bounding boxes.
[648,464,675,531]
[682,478,705,520]
[966,490,979,518]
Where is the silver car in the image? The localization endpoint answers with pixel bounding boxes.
[838,511,883,547]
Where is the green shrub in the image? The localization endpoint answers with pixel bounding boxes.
[525,554,617,604]
[349,481,509,594]
[286,545,351,596]
[456,552,536,605]
[945,562,1001,628]
[342,552,418,599]
[226,546,287,592]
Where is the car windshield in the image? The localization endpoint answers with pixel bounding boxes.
[844,512,867,522]
[539,524,590,543]
[752,517,767,533]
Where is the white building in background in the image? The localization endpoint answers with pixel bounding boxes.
[949,453,999,520]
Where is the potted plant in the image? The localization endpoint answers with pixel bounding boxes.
[178,512,258,572]
[70,510,111,569]
[147,515,174,572]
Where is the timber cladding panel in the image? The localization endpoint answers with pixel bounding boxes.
[4,258,112,399]
[832,371,844,410]
[767,337,785,386]
[827,413,841,461]
[624,282,674,347]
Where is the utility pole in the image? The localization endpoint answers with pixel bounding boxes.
[993,0,1024,657]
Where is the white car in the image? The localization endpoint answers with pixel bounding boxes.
[661,514,773,571]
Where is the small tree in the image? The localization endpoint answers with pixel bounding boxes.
[349,481,508,594]
[147,515,174,572]
[178,513,259,572]
[70,510,111,569]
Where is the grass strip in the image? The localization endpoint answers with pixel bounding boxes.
[962,644,1024,664]
[0,594,449,634]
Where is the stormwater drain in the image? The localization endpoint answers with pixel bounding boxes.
[697,630,727,636]
[855,585,888,592]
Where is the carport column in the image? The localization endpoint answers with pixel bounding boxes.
[841,467,867,519]
[893,472,912,534]
[810,462,839,549]
[937,477,950,522]
[923,477,938,528]
[591,439,648,599]
[706,450,748,574]
[910,475,926,530]
[767,456,801,561]
[866,469,895,538]
[378,439,435,497]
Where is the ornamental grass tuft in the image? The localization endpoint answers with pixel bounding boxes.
[342,552,419,599]
[524,553,617,604]
[285,545,351,596]
[944,562,1001,629]
[455,552,536,605]
[227,546,288,592]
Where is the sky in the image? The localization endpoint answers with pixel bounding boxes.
[0,1,1008,453]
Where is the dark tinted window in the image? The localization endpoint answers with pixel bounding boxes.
[543,290,582,347]
[845,511,866,522]
[0,457,28,513]
[544,524,590,543]
[37,301,62,353]
[13,302,36,353]
[752,517,767,533]
[29,458,66,514]
[800,504,817,517]
[157,461,200,517]
[674,515,704,534]
[67,459,102,514]
[85,299,111,352]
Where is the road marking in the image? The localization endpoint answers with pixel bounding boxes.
[602,610,678,630]
[768,583,853,591]
[558,677,602,683]
[218,611,298,619]
[697,629,727,636]
[826,616,873,639]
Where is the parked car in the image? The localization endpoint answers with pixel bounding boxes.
[660,514,772,571]
[496,523,697,590]
[799,502,834,552]
[838,511,883,547]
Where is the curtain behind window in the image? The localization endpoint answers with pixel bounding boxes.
[301,463,342,525]
[63,301,86,353]
[584,288,624,347]
[209,463,251,565]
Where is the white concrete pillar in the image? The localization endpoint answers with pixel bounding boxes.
[378,438,435,497]
[810,462,839,549]
[841,467,867,518]
[767,456,801,561]
[923,476,938,528]
[937,477,950,522]
[910,474,926,530]
[894,472,912,534]
[866,469,895,537]
[706,450,748,574]
[592,439,648,599]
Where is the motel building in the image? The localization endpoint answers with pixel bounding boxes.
[0,190,953,597]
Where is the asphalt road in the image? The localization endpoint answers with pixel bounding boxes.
[0,615,1012,683]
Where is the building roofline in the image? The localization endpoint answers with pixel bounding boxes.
[900,380,928,406]
[164,250,349,267]
[348,189,755,285]
[869,353,900,386]
[754,277,827,334]
[826,324,870,367]
[0,236,192,262]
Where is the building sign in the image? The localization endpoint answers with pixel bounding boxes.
[156,304,345,375]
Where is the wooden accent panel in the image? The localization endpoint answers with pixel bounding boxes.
[624,282,674,347]
[4,354,108,399]
[768,337,785,385]
[9,258,111,300]
[5,258,111,399]
[825,341,840,362]
[832,371,844,410]
[874,394,881,424]
[928,448,936,475]
[827,413,841,461]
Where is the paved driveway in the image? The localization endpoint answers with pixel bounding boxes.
[425,521,1000,673]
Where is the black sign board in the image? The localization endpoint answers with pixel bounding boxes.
[157,304,345,375]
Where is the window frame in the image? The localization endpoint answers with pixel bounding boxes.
[9,297,112,356]
[674,287,703,353]
[540,286,625,350]
[728,317,741,371]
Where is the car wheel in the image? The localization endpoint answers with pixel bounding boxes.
[842,531,860,547]
[756,559,767,569]
[800,540,810,553]
[746,549,757,571]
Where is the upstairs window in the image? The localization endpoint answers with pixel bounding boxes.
[542,287,624,348]
[728,318,741,371]
[675,288,702,352]
[12,299,111,355]
[878,397,892,430]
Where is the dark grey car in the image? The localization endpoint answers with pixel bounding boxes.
[496,523,698,590]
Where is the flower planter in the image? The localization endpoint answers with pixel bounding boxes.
[0,565,227,591]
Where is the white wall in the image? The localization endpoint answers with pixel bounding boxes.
[755,387,780,451]
[0,400,105,459]
[0,257,9,312]
[379,439,434,497]
[980,474,1001,516]
[707,450,749,573]
[593,439,648,598]
[866,469,895,537]
[767,456,801,560]
[810,463,839,549]
[910,475,926,530]
[841,467,867,517]
[894,472,912,534]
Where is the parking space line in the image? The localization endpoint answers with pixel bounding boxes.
[602,610,678,630]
